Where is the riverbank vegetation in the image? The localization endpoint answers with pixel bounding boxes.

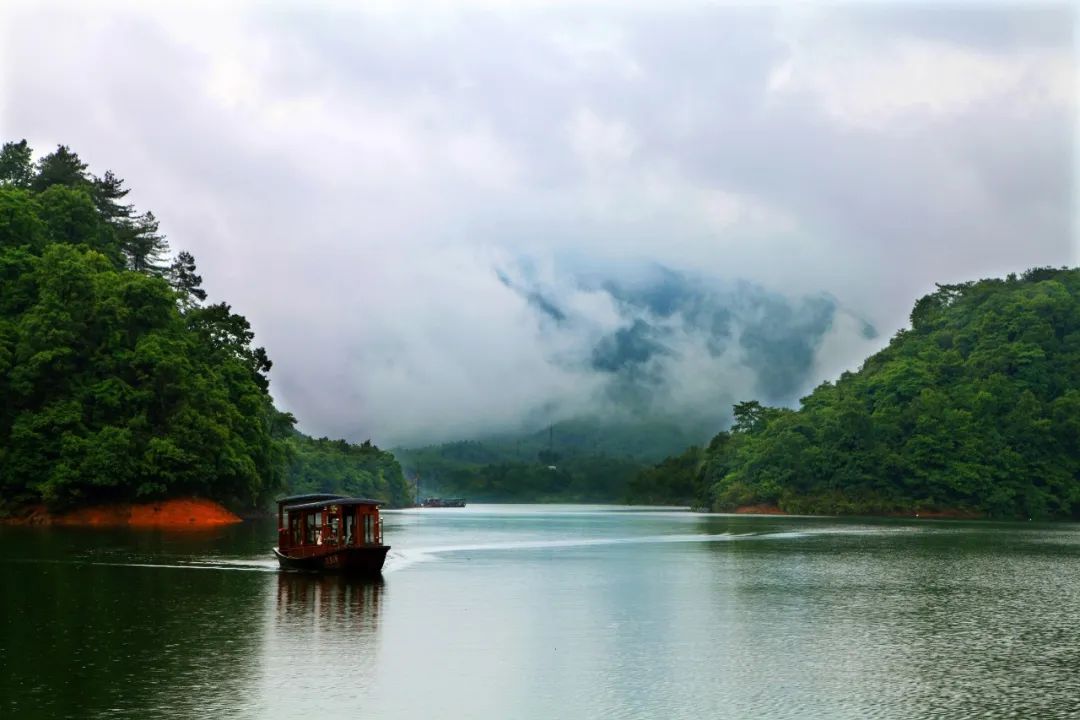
[396,419,695,503]
[0,140,411,515]
[630,268,1080,519]
[5,140,1075,518]
[285,435,413,506]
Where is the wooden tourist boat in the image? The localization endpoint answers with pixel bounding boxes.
[273,494,390,574]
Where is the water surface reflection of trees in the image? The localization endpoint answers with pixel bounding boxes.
[0,544,265,719]
[253,574,385,714]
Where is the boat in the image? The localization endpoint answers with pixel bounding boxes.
[419,497,466,508]
[273,494,390,574]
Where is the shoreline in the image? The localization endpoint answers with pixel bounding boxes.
[716,504,987,520]
[1,498,243,528]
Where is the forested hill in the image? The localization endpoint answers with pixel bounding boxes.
[630,268,1080,519]
[0,140,411,513]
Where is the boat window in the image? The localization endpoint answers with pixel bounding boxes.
[306,512,323,545]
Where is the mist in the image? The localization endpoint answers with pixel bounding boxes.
[2,0,1074,446]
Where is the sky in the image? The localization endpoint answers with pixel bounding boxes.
[2,0,1077,446]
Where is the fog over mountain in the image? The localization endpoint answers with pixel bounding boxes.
[2,1,1075,446]
[480,261,879,437]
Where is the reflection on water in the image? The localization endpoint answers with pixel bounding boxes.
[2,508,1079,719]
[0,547,266,719]
[274,572,383,626]
[253,575,384,715]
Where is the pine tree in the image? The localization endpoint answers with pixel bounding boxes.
[92,170,133,223]
[125,211,170,275]
[31,145,89,191]
[0,139,33,188]
[169,250,207,307]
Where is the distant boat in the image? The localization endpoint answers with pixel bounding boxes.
[273,494,390,574]
[419,497,466,508]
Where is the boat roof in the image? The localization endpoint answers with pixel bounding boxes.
[276,493,346,507]
[284,497,384,511]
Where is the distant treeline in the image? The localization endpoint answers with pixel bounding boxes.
[396,419,697,503]
[0,140,411,512]
[628,268,1080,519]
[286,435,412,504]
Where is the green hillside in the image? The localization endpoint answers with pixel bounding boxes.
[0,139,411,513]
[285,434,412,504]
[632,268,1080,519]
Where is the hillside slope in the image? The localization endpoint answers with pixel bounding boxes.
[636,268,1080,519]
[0,139,411,513]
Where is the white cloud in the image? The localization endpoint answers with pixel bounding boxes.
[568,107,639,174]
[768,13,1074,130]
[1,1,1073,445]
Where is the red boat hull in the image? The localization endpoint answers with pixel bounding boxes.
[274,545,390,575]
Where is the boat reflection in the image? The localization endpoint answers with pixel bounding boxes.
[257,574,386,707]
[275,572,384,630]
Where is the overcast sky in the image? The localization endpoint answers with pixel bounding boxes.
[2,1,1076,446]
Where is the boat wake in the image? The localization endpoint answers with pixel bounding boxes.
[11,527,874,575]
[6,556,281,573]
[383,530,809,573]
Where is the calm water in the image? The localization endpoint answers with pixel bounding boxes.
[2,506,1079,719]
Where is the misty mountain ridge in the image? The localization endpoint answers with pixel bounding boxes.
[393,416,701,502]
[484,261,879,441]
[398,416,700,467]
[392,263,883,499]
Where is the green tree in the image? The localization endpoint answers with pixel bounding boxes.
[32,145,89,191]
[636,268,1080,518]
[0,140,33,188]
[0,140,408,516]
[169,250,207,305]
[124,211,170,274]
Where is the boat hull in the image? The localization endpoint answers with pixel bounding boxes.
[273,545,390,575]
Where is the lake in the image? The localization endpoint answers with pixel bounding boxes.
[2,505,1079,719]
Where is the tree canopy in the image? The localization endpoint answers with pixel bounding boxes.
[395,419,695,503]
[0,140,410,512]
[633,269,1080,519]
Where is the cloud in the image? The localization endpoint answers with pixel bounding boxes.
[1,1,1074,446]
[767,12,1073,129]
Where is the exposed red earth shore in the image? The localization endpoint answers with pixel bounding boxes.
[2,498,242,527]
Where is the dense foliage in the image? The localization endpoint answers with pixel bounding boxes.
[635,269,1080,519]
[285,435,412,506]
[0,140,409,511]
[624,445,705,506]
[396,419,696,502]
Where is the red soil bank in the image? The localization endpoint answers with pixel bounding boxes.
[52,498,242,527]
[734,504,788,515]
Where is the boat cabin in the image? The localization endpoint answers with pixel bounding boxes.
[277,494,384,558]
